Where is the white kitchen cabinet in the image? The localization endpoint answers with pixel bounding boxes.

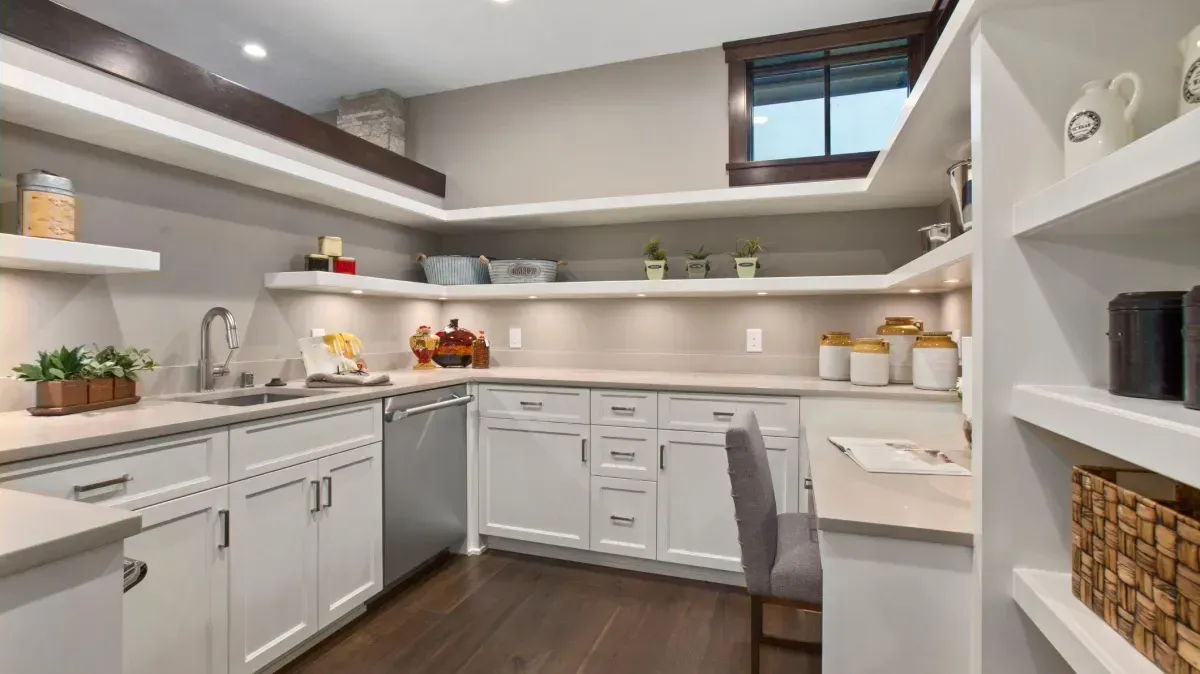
[656,430,797,572]
[658,392,800,437]
[317,442,383,629]
[590,477,657,560]
[228,462,320,674]
[479,418,591,549]
[124,487,229,674]
[589,425,658,482]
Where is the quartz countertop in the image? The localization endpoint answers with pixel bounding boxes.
[0,367,955,466]
[807,428,973,547]
[0,489,141,578]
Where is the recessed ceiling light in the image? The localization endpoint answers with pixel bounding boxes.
[908,289,923,293]
[757,292,768,296]
[753,116,769,125]
[636,294,646,297]
[943,278,960,284]
[350,289,363,295]
[242,43,267,59]
[493,0,513,4]
[528,295,538,299]
[438,297,447,301]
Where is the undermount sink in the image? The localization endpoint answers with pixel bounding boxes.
[172,388,333,407]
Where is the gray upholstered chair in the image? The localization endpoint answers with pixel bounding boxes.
[724,409,822,673]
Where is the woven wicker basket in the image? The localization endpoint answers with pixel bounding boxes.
[416,254,490,285]
[1072,465,1200,672]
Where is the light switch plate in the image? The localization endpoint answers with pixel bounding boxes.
[746,328,763,353]
[509,327,522,349]
[310,328,326,338]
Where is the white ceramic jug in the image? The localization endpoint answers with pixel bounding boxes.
[1180,24,1200,118]
[1064,73,1142,176]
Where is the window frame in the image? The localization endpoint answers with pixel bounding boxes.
[724,13,935,187]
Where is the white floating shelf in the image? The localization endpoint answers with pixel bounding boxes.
[0,234,160,274]
[266,231,972,300]
[1013,111,1200,237]
[1011,385,1200,488]
[1013,569,1160,674]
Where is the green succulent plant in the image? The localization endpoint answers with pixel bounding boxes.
[730,238,766,258]
[643,237,669,272]
[12,345,88,382]
[685,246,712,261]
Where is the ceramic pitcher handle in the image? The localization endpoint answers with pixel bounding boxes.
[1111,72,1142,123]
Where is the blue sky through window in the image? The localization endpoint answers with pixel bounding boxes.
[751,88,907,161]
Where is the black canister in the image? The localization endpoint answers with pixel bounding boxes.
[1108,291,1186,401]
[1187,286,1200,410]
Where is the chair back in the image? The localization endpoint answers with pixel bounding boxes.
[724,410,778,596]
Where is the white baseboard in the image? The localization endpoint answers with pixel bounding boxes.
[486,537,746,587]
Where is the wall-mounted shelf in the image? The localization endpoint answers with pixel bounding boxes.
[266,231,973,300]
[1013,111,1200,237]
[1013,568,1160,674]
[1011,384,1200,489]
[0,234,160,274]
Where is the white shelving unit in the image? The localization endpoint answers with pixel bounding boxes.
[266,230,973,300]
[1013,111,1200,237]
[1013,569,1160,674]
[0,234,160,274]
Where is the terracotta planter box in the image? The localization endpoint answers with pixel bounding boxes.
[36,380,88,408]
[113,377,139,400]
[88,377,115,403]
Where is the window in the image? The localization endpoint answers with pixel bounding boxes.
[725,13,940,187]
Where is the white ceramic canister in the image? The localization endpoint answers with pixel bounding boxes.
[912,332,960,391]
[818,332,853,381]
[1180,24,1200,118]
[850,338,890,387]
[877,317,923,384]
[1064,73,1142,176]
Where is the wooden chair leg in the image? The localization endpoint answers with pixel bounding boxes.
[750,595,763,674]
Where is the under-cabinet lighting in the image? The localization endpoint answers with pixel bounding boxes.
[753,116,769,125]
[636,294,646,297]
[757,292,768,296]
[242,43,268,59]
[943,278,960,284]
[909,289,923,293]
[350,290,363,295]
[438,297,447,301]
[528,295,538,299]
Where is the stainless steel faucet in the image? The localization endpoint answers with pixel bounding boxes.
[198,307,240,392]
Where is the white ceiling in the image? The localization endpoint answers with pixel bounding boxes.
[58,0,931,113]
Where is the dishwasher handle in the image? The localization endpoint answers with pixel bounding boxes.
[385,394,473,422]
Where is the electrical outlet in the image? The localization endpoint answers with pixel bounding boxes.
[509,327,522,349]
[310,328,326,338]
[746,328,763,353]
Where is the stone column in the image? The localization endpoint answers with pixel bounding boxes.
[336,89,407,156]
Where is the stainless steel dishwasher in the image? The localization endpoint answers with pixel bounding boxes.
[382,386,470,587]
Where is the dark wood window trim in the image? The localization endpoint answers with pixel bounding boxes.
[0,0,447,198]
[724,13,934,188]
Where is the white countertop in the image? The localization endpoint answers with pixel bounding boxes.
[0,489,141,578]
[807,428,973,547]
[0,366,955,466]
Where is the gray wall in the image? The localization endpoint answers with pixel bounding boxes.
[408,48,728,209]
[0,123,441,411]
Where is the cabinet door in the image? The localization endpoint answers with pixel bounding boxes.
[228,462,320,674]
[124,487,229,674]
[317,443,383,629]
[656,430,796,572]
[479,418,591,549]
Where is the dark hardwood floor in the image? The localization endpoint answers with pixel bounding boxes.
[280,551,821,674]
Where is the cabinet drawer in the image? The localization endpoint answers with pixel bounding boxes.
[0,429,229,510]
[590,477,657,560]
[229,402,382,480]
[590,426,658,482]
[478,385,589,424]
[658,393,799,437]
[590,390,657,428]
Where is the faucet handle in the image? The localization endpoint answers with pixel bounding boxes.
[212,347,238,379]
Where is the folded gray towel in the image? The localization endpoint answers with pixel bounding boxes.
[305,371,392,388]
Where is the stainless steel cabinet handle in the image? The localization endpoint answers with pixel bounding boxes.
[804,477,814,490]
[310,480,321,513]
[385,394,473,422]
[610,406,636,413]
[610,515,636,524]
[323,477,333,508]
[712,411,735,419]
[610,450,636,458]
[218,509,230,549]
[659,444,666,470]
[581,438,588,463]
[519,401,544,408]
[74,474,133,495]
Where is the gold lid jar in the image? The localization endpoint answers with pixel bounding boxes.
[853,337,890,354]
[877,317,924,336]
[915,332,958,349]
[820,332,854,347]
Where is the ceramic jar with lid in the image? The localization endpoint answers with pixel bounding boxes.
[913,332,959,391]
[1185,286,1199,410]
[1108,291,1186,401]
[819,332,853,381]
[851,338,890,387]
[877,317,923,384]
[17,170,76,241]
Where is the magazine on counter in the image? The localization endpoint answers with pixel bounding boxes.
[827,437,971,476]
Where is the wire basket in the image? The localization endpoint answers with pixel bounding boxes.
[417,254,490,285]
[488,259,566,284]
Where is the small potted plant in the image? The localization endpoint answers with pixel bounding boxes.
[684,246,712,279]
[82,350,116,403]
[91,345,158,400]
[12,346,89,409]
[643,237,669,280]
[729,238,766,278]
